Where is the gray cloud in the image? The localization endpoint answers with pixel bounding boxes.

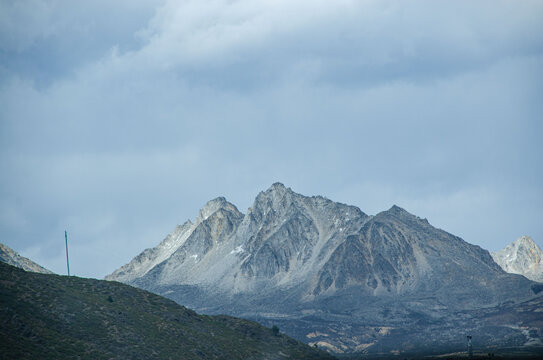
[1,0,542,278]
[0,0,162,87]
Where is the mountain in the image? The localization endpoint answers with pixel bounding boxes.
[0,242,53,274]
[491,236,543,282]
[0,261,334,360]
[107,197,244,284]
[107,183,543,356]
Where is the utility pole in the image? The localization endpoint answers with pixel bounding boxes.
[467,335,473,359]
[65,230,70,276]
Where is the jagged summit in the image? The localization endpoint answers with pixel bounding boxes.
[107,185,522,298]
[106,196,243,283]
[196,196,241,223]
[254,182,294,203]
[270,181,288,190]
[380,204,412,218]
[492,235,543,282]
[377,205,430,226]
[383,204,415,216]
[106,184,540,354]
[516,235,539,247]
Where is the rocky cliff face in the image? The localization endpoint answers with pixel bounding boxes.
[0,242,53,274]
[492,236,543,282]
[105,197,243,284]
[107,183,542,355]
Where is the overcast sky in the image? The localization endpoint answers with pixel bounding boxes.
[1,0,542,279]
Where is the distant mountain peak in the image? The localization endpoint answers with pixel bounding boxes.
[249,183,297,213]
[270,181,287,189]
[500,235,540,256]
[389,204,407,213]
[378,204,415,219]
[516,235,537,246]
[106,197,244,283]
[491,235,543,282]
[377,205,430,226]
[263,182,292,196]
[196,197,240,223]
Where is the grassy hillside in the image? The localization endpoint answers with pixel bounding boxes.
[0,262,334,360]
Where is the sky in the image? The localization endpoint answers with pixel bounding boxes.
[1,0,542,279]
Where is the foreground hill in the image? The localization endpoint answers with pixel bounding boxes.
[0,262,334,360]
[0,242,52,274]
[107,183,543,356]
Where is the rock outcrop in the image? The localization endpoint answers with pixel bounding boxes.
[492,235,543,282]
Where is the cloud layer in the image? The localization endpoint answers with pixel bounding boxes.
[1,0,542,278]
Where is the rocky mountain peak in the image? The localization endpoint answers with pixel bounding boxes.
[265,182,296,196]
[196,197,241,223]
[376,205,430,227]
[491,236,543,282]
[106,198,243,283]
[248,183,298,216]
[377,204,414,221]
[385,204,409,216]
[261,182,293,199]
[516,235,538,247]
[270,181,287,190]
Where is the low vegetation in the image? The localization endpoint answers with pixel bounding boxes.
[0,262,334,360]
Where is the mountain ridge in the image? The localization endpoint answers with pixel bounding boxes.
[0,242,53,275]
[107,183,542,355]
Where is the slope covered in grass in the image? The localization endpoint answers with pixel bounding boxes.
[0,262,334,360]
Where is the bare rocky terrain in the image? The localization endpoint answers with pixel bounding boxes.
[0,242,52,274]
[107,183,543,357]
[492,236,543,283]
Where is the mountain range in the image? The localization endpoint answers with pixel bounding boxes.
[107,183,543,356]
